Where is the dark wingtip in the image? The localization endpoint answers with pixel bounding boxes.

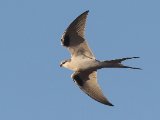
[107,103,114,106]
[103,101,114,106]
[86,10,89,13]
[82,10,89,15]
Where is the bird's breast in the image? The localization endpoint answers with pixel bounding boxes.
[70,57,99,72]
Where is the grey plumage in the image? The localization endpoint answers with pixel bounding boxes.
[60,10,140,106]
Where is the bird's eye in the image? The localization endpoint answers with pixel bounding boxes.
[61,60,66,64]
[60,61,66,67]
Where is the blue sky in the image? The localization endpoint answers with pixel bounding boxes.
[0,0,160,120]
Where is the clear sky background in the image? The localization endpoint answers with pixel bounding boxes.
[0,0,160,120]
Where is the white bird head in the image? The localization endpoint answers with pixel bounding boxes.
[60,59,71,68]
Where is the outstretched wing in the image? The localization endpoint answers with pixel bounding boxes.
[71,71,113,106]
[61,10,95,59]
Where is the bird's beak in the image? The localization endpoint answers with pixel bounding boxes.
[60,63,62,67]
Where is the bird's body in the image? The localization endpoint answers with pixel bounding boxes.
[62,57,100,72]
[60,10,140,106]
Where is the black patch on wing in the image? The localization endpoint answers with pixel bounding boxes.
[73,74,84,86]
[62,35,70,46]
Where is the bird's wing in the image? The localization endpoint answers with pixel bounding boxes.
[61,10,95,59]
[71,71,113,106]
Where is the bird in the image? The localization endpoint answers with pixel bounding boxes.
[60,10,141,106]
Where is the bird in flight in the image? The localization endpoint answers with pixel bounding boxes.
[60,10,141,106]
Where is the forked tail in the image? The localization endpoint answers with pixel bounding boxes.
[101,57,141,70]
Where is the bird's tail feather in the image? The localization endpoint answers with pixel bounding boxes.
[101,57,141,70]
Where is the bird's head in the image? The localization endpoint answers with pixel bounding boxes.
[60,59,71,68]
